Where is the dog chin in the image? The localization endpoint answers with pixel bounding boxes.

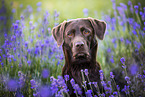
[71,55,91,65]
[73,59,90,64]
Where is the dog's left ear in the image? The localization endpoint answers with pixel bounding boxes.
[51,21,67,47]
[88,17,106,40]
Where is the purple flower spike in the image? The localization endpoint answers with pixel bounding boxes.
[37,2,42,6]
[7,79,18,91]
[99,70,104,81]
[12,8,16,13]
[120,57,125,64]
[83,8,88,17]
[70,78,75,87]
[134,5,139,13]
[30,79,38,89]
[85,90,92,97]
[42,69,49,78]
[84,69,89,76]
[73,84,82,95]
[110,72,115,79]
[64,75,69,81]
[128,1,132,6]
[125,76,131,84]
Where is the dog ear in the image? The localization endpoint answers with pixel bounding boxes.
[51,21,67,47]
[88,17,106,40]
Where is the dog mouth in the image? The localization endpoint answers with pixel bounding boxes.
[73,53,90,59]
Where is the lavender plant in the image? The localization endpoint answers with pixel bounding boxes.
[0,0,145,97]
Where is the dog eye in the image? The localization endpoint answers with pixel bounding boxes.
[67,32,73,37]
[83,31,90,35]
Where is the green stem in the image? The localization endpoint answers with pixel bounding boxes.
[86,75,94,97]
[112,78,121,97]
[75,89,79,97]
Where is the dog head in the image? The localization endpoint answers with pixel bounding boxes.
[52,17,106,64]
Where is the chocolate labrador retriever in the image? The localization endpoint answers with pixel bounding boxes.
[52,17,106,96]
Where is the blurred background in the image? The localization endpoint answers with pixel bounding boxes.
[1,0,145,32]
[0,0,144,34]
[0,0,145,96]
[1,0,145,44]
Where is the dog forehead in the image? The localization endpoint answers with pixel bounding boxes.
[65,19,92,31]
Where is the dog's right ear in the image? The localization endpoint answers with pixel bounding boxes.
[88,17,106,40]
[51,21,67,47]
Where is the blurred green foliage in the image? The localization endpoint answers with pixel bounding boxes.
[5,0,112,20]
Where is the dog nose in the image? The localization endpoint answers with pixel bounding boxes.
[75,41,84,48]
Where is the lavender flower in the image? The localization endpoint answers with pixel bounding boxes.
[64,75,69,81]
[12,8,16,13]
[37,2,42,6]
[113,91,118,95]
[92,82,98,88]
[1,62,4,67]
[30,79,38,89]
[83,8,88,17]
[47,28,51,33]
[19,4,23,8]
[125,39,131,45]
[0,56,2,62]
[120,3,127,10]
[108,81,111,87]
[107,48,111,53]
[70,78,75,87]
[110,72,115,79]
[7,79,18,91]
[25,41,28,47]
[57,76,67,88]
[85,90,92,97]
[73,84,82,95]
[101,81,107,89]
[101,93,105,97]
[18,73,26,88]
[132,30,137,35]
[110,56,114,63]
[122,85,130,94]
[125,76,131,84]
[129,64,138,75]
[111,0,115,3]
[13,23,18,30]
[20,15,24,20]
[41,69,49,78]
[122,65,126,69]
[27,60,31,65]
[134,41,142,49]
[16,20,20,24]
[54,10,59,18]
[37,7,41,12]
[120,37,124,42]
[128,1,132,6]
[99,70,104,81]
[51,78,58,94]
[55,91,63,97]
[11,35,16,41]
[84,69,89,76]
[116,85,120,91]
[39,86,52,97]
[112,38,116,43]
[134,5,139,13]
[120,57,125,64]
[33,92,40,97]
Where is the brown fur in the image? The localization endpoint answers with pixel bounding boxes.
[52,17,106,96]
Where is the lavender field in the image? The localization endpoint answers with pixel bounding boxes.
[0,0,145,97]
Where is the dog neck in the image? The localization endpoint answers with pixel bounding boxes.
[62,40,99,84]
